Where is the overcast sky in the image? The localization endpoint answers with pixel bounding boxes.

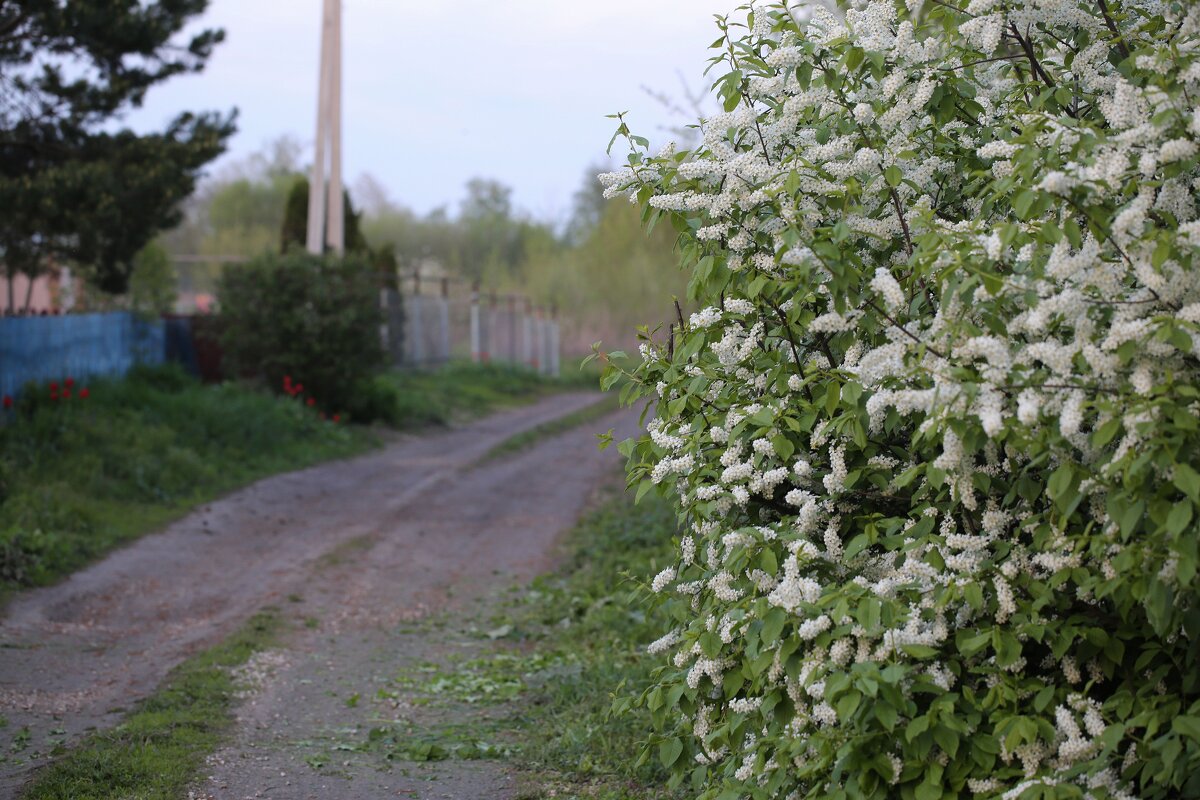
[122,1,734,221]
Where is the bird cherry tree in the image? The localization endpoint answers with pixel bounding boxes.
[597,0,1200,797]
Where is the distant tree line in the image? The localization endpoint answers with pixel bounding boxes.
[161,138,686,351]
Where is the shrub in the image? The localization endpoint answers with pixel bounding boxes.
[600,2,1200,798]
[218,251,384,416]
[344,374,405,427]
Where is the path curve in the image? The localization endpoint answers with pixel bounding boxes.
[0,392,639,795]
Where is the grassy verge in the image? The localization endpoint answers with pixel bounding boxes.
[507,492,680,798]
[479,394,620,462]
[0,365,374,598]
[20,609,282,800]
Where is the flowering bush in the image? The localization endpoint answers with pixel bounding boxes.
[599,1,1200,797]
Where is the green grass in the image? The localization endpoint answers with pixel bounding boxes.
[479,394,620,462]
[0,364,374,597]
[373,360,599,429]
[20,609,282,800]
[505,493,681,798]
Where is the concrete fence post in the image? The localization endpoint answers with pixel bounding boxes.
[501,295,513,364]
[550,306,560,377]
[486,292,497,365]
[469,282,482,364]
[438,277,450,364]
[540,313,552,376]
[521,298,533,370]
[530,307,541,372]
[385,287,404,366]
[408,269,424,366]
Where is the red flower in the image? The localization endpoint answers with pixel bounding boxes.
[332,414,341,423]
[62,389,72,400]
[79,388,90,399]
[294,383,304,394]
[49,381,58,392]
[2,395,11,409]
[306,397,315,407]
[65,377,75,388]
[50,391,59,401]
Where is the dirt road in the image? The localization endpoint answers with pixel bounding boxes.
[0,392,641,797]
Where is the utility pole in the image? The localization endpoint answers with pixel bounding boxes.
[306,0,344,256]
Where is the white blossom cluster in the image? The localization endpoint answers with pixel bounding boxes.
[601,0,1200,797]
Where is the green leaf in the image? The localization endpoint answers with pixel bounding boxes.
[901,644,938,659]
[845,46,865,71]
[659,737,683,768]
[1118,499,1145,538]
[1034,685,1054,712]
[771,434,795,461]
[760,547,778,575]
[1146,580,1174,635]
[761,607,786,643]
[825,382,841,416]
[1166,502,1193,537]
[1153,237,1172,268]
[1092,417,1121,448]
[845,533,872,561]
[1175,464,1200,502]
[875,701,898,730]
[1173,716,1200,742]
[993,629,1022,666]
[1047,465,1074,501]
[797,62,813,89]
[1064,217,1083,248]
[1012,189,1035,220]
[858,597,882,632]
[915,779,944,800]
[933,725,960,758]
[884,165,902,187]
[836,689,862,719]
[906,714,930,742]
[964,582,984,611]
[750,408,775,427]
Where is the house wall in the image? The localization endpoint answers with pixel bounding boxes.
[0,270,77,314]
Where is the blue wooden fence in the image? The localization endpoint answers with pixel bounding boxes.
[0,312,164,399]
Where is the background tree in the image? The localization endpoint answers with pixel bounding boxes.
[127,241,177,316]
[457,177,522,282]
[0,0,235,300]
[277,176,367,255]
[280,178,311,253]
